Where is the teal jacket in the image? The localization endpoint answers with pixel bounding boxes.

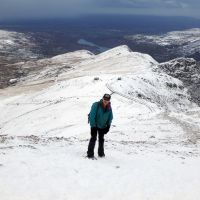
[89,100,113,129]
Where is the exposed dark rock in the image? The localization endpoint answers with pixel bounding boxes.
[158,57,200,105]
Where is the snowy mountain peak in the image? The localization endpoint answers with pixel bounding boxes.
[105,45,132,53]
[51,50,94,62]
[86,45,158,73]
[14,45,158,84]
[97,45,132,57]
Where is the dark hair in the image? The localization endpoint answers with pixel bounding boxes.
[103,93,111,101]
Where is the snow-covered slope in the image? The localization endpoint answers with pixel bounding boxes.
[14,49,94,82]
[0,45,200,200]
[0,30,38,61]
[125,28,200,56]
[158,57,200,106]
[0,30,40,88]
[13,45,157,84]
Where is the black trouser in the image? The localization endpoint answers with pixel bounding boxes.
[87,127,105,157]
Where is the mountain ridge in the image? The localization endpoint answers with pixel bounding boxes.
[0,43,200,200]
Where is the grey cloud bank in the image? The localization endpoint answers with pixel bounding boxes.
[0,0,200,20]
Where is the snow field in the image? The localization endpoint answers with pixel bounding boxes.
[0,45,200,200]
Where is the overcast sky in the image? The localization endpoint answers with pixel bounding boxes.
[1,0,200,21]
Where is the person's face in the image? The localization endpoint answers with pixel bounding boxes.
[103,98,110,106]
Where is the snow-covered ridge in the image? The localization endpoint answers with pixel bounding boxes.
[94,45,157,64]
[126,28,200,46]
[108,72,192,112]
[0,30,23,49]
[158,57,197,77]
[158,57,200,106]
[3,45,196,113]
[14,45,157,83]
[51,50,94,61]
[0,30,30,47]
[0,29,38,59]
[15,50,94,82]
[7,45,196,113]
[0,44,200,200]
[125,28,200,55]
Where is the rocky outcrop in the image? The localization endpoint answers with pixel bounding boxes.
[158,57,200,105]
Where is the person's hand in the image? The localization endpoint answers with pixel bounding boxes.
[104,125,110,134]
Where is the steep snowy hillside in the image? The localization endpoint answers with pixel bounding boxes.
[0,45,200,200]
[158,57,200,105]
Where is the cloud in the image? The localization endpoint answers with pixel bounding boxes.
[0,0,97,19]
[0,0,199,20]
[98,0,198,9]
[95,0,200,17]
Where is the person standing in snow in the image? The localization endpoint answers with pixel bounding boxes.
[87,94,113,158]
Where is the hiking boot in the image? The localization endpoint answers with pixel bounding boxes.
[98,153,105,158]
[87,154,94,158]
[87,155,97,160]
